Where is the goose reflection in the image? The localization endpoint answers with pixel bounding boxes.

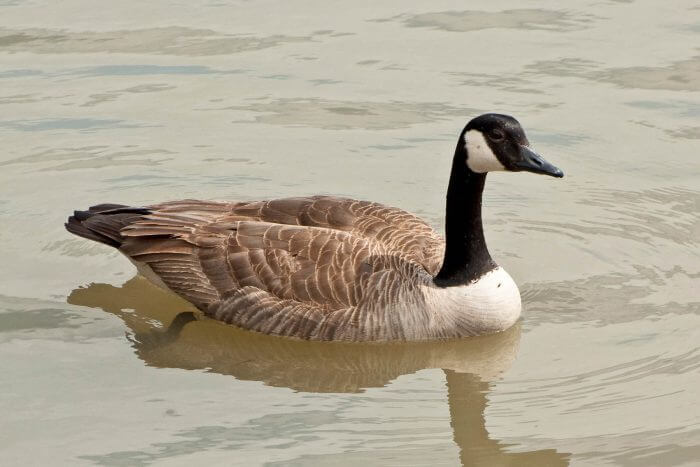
[68,276,570,466]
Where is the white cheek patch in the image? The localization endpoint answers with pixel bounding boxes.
[464,130,506,173]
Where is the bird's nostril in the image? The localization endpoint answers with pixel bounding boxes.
[534,159,543,166]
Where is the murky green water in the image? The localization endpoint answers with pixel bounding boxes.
[1,1,698,465]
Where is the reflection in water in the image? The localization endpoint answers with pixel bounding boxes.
[446,372,568,467]
[68,277,521,391]
[68,276,570,466]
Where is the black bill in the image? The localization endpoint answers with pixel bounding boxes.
[515,146,564,178]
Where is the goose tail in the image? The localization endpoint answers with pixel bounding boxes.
[65,204,151,248]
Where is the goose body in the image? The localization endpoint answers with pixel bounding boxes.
[66,114,563,341]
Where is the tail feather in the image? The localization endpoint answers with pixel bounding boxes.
[65,204,151,248]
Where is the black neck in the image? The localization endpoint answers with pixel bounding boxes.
[434,140,496,287]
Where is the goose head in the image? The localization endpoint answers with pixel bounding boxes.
[462,113,564,178]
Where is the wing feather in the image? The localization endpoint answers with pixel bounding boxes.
[105,196,442,339]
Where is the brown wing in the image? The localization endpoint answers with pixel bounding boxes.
[235,196,444,274]
[150,196,444,273]
[100,196,442,339]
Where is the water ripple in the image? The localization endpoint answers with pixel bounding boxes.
[376,9,597,33]
[0,27,312,56]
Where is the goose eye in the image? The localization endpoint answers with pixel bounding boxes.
[490,130,504,141]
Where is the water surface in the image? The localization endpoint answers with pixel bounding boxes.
[1,1,698,465]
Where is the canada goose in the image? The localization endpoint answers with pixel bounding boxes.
[66,113,563,341]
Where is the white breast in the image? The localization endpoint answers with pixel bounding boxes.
[421,267,522,336]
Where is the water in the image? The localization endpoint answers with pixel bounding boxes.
[1,1,698,465]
